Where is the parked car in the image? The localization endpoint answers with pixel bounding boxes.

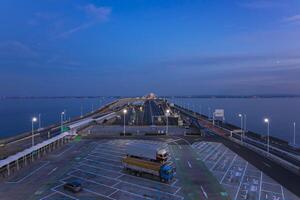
[63,181,82,193]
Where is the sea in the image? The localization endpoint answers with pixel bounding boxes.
[0,97,117,139]
[0,97,299,145]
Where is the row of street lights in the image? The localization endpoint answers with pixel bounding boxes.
[122,108,171,136]
[31,110,67,147]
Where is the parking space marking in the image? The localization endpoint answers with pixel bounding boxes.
[187,161,192,168]
[108,189,120,197]
[80,162,122,174]
[259,171,263,200]
[220,155,237,183]
[84,157,122,168]
[7,161,50,184]
[91,151,124,158]
[47,167,57,176]
[84,188,115,200]
[54,144,75,157]
[281,185,285,200]
[210,148,228,170]
[234,162,248,200]
[39,192,57,200]
[52,190,79,200]
[88,154,122,163]
[201,185,208,199]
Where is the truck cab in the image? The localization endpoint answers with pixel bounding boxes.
[159,164,175,182]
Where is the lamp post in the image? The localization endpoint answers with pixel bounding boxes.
[166,109,170,135]
[38,113,41,129]
[61,111,65,133]
[293,122,296,146]
[123,109,127,136]
[32,117,37,147]
[264,118,270,155]
[208,107,211,120]
[238,114,243,143]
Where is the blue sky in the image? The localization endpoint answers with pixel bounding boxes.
[0,0,300,96]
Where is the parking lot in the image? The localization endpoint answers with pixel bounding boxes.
[39,139,184,200]
[192,142,299,200]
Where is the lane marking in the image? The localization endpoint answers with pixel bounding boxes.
[47,167,57,176]
[187,161,192,168]
[201,185,208,199]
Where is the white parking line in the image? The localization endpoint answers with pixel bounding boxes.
[259,171,263,200]
[281,185,286,200]
[187,161,192,168]
[108,189,119,197]
[52,190,79,200]
[54,144,75,157]
[209,148,228,170]
[87,154,121,162]
[220,155,237,183]
[83,188,115,200]
[234,162,248,200]
[83,157,122,168]
[39,192,57,200]
[48,167,58,176]
[80,162,122,174]
[263,162,271,168]
[7,161,50,183]
[91,151,124,158]
[261,189,283,195]
[203,143,222,161]
[201,185,208,199]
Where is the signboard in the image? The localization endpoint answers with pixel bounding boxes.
[214,109,224,118]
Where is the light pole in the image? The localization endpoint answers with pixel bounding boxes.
[208,107,211,120]
[123,109,127,136]
[31,117,37,147]
[264,118,270,155]
[166,109,170,135]
[61,111,65,133]
[293,122,296,146]
[38,113,41,129]
[238,114,243,143]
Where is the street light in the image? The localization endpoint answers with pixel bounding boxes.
[31,117,37,147]
[61,111,65,133]
[208,107,211,120]
[264,118,270,155]
[123,109,127,136]
[293,122,296,146]
[166,109,170,135]
[238,114,243,143]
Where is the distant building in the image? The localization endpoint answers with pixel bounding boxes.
[143,93,157,99]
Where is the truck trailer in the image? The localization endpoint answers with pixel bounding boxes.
[122,156,175,182]
[122,142,175,182]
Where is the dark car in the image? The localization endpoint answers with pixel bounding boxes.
[63,181,82,193]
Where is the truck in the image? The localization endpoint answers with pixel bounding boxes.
[122,142,176,183]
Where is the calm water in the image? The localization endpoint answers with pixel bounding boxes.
[169,98,300,144]
[0,97,116,139]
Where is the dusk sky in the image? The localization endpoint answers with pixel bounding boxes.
[1,0,300,96]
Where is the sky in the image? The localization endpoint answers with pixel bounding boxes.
[0,0,300,96]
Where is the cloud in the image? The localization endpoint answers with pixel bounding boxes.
[0,41,38,58]
[83,4,111,21]
[239,0,286,9]
[56,4,111,39]
[282,14,300,25]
